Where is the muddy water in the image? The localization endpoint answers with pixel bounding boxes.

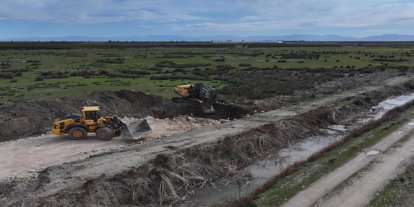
[187,93,414,207]
[368,92,414,121]
[189,133,345,206]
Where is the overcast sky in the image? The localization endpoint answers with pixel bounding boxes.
[1,0,414,39]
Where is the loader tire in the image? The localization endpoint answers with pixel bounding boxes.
[68,127,87,140]
[96,127,114,141]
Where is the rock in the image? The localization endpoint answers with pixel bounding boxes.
[219,119,230,123]
[186,116,196,122]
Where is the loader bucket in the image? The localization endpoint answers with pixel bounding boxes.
[122,118,152,140]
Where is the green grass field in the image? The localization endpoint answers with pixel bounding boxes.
[1,42,413,104]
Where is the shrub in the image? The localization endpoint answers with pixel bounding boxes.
[239,63,251,67]
[97,57,125,64]
[35,76,44,81]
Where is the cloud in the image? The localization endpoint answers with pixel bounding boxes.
[1,0,414,27]
[181,0,414,35]
[0,0,414,37]
[190,21,308,32]
[0,0,207,23]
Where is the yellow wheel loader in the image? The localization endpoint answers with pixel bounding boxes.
[52,103,151,141]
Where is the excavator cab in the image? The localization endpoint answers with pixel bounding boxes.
[175,84,192,97]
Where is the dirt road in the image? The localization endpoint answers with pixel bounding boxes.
[281,120,414,207]
[0,116,219,180]
[0,135,127,179]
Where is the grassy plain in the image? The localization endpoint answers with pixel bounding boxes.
[1,42,413,104]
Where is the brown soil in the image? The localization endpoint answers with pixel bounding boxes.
[0,90,249,142]
[127,115,223,141]
[0,90,185,141]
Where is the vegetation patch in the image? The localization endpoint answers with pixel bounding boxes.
[1,42,414,104]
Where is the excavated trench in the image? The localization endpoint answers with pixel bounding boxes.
[191,93,414,206]
[2,78,414,207]
[76,107,357,207]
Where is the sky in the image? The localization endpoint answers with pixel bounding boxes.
[1,0,414,39]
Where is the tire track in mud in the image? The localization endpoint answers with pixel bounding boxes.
[0,76,413,205]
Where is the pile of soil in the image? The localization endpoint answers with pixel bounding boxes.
[122,115,223,141]
[0,90,191,142]
[0,90,250,142]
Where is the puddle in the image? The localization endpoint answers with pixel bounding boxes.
[329,125,347,132]
[321,125,347,135]
[366,92,414,122]
[189,134,344,206]
[186,93,414,206]
[366,150,380,156]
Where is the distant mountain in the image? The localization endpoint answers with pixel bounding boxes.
[2,34,414,42]
[242,35,357,41]
[359,34,414,41]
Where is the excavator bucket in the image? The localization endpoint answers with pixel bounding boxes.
[122,118,152,140]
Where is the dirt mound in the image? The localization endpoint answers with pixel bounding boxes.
[0,90,251,142]
[0,90,191,142]
[122,115,223,141]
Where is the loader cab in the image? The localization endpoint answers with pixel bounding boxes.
[81,106,101,130]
